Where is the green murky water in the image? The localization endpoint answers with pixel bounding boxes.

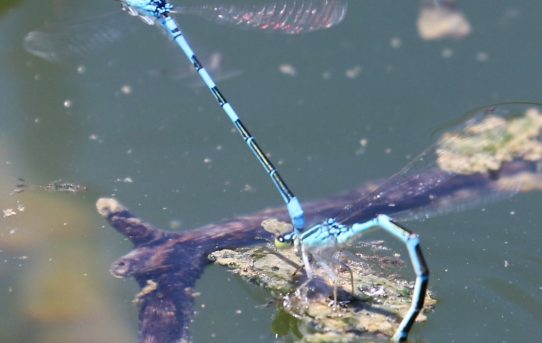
[1,0,541,342]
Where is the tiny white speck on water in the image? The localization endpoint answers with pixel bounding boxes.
[441,47,454,58]
[355,138,369,155]
[203,157,212,164]
[9,228,16,235]
[216,145,223,151]
[235,309,242,315]
[89,134,103,143]
[476,51,489,62]
[200,303,206,308]
[63,99,72,108]
[8,287,13,293]
[345,65,362,79]
[120,84,133,95]
[385,147,392,154]
[322,70,332,80]
[509,210,516,215]
[34,117,40,124]
[242,184,254,192]
[76,65,86,74]
[504,260,509,268]
[278,64,298,77]
[390,37,402,49]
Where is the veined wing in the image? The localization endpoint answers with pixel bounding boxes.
[23,1,347,63]
[23,12,135,63]
[173,0,348,34]
[334,103,542,225]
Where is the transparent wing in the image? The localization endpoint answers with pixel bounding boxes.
[175,0,348,34]
[335,103,542,225]
[23,12,134,63]
[24,1,347,63]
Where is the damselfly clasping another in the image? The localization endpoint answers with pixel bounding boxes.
[265,103,542,341]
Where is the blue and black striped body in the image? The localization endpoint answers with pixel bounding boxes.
[297,218,351,250]
[120,1,430,341]
[120,0,305,231]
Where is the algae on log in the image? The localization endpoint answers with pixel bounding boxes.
[437,107,542,174]
[209,242,435,343]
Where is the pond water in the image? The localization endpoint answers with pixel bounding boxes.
[0,0,541,342]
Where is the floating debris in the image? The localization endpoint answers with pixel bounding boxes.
[417,0,471,40]
[355,138,369,155]
[115,176,134,183]
[345,65,362,79]
[119,84,133,95]
[3,208,17,218]
[278,64,298,77]
[11,178,87,195]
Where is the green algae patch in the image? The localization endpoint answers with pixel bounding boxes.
[437,107,542,174]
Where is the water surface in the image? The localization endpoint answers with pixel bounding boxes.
[0,0,541,342]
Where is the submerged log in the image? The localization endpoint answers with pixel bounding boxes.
[97,195,437,343]
[97,155,542,342]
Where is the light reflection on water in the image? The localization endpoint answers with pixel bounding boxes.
[1,0,542,342]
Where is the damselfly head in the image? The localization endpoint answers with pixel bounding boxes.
[261,218,295,249]
[274,234,294,249]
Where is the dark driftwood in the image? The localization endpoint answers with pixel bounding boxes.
[97,160,542,343]
[96,180,373,342]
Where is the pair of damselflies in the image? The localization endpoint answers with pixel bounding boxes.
[24,1,542,342]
